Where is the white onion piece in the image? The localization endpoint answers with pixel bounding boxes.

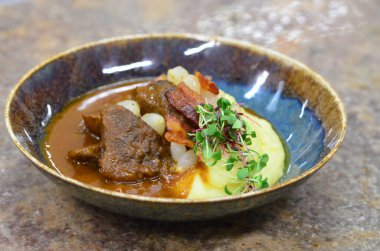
[177,150,198,171]
[117,100,140,116]
[141,113,166,135]
[167,66,189,85]
[183,75,201,93]
[170,142,187,162]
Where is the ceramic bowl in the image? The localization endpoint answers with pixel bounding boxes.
[5,34,346,221]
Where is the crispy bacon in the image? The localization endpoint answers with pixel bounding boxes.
[164,114,194,147]
[195,71,219,95]
[165,83,205,125]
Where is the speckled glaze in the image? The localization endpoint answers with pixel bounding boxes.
[5,34,346,221]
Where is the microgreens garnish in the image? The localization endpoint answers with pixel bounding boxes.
[189,97,269,195]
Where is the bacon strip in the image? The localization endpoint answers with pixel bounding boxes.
[165,83,205,125]
[164,114,194,147]
[195,71,219,95]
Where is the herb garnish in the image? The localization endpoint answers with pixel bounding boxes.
[189,97,269,195]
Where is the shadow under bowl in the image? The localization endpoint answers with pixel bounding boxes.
[5,34,346,221]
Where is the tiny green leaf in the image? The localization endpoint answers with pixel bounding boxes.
[237,168,248,180]
[232,119,243,129]
[242,119,247,127]
[260,154,269,167]
[256,181,263,189]
[214,131,225,141]
[246,160,256,172]
[226,158,235,171]
[261,154,269,163]
[261,178,269,188]
[245,137,252,145]
[253,162,261,173]
[217,97,231,109]
[223,110,233,116]
[221,115,236,125]
[204,113,216,123]
[230,156,239,162]
[204,123,217,136]
[206,159,218,166]
[196,131,204,143]
[228,131,238,141]
[224,185,233,195]
[212,149,222,161]
[255,176,269,190]
[203,103,214,111]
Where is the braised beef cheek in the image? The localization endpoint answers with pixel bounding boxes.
[133,80,198,147]
[99,105,173,182]
[134,80,175,115]
[67,143,102,163]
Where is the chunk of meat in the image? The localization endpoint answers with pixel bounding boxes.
[83,111,102,136]
[165,83,205,125]
[82,81,173,136]
[134,80,176,115]
[99,105,173,182]
[135,80,196,146]
[195,71,219,95]
[67,143,102,163]
[164,114,194,147]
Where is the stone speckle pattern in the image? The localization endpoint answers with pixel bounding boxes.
[0,0,379,250]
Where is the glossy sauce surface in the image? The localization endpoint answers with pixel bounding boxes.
[42,80,203,198]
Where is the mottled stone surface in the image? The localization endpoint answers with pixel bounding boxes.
[0,0,379,250]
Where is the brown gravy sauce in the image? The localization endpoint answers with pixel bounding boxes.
[42,80,205,198]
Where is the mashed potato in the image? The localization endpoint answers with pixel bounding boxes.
[186,91,286,199]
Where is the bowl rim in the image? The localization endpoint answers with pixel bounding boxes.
[4,33,347,204]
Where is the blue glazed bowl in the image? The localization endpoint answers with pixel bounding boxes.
[5,34,346,220]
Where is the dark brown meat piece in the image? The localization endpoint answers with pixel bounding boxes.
[82,81,175,136]
[165,83,205,125]
[134,80,176,115]
[83,111,102,136]
[99,105,173,182]
[67,143,102,163]
[135,80,196,146]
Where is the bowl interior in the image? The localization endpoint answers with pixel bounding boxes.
[7,35,345,191]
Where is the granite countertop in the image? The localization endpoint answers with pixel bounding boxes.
[0,0,379,250]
